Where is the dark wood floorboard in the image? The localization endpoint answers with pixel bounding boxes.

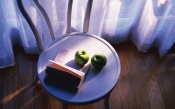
[0,42,175,109]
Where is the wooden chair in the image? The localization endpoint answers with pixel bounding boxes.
[17,0,121,109]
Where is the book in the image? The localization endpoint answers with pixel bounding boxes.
[44,47,90,93]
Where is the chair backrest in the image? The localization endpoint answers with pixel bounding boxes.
[17,0,93,53]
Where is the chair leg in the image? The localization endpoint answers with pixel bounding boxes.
[62,103,68,109]
[104,93,110,109]
[32,73,39,85]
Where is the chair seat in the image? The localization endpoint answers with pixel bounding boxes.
[37,32,121,104]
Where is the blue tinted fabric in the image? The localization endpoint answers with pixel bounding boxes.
[0,0,175,68]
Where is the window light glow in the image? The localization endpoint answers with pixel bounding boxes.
[157,0,167,7]
[104,0,121,36]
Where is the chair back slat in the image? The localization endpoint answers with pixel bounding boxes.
[17,0,94,53]
[66,0,93,33]
[17,0,44,53]
[66,0,73,33]
[83,0,93,33]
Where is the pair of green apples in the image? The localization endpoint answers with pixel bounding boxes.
[75,50,107,70]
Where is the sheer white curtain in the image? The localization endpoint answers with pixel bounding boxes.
[0,0,175,68]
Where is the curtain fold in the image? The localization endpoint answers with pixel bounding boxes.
[0,0,175,68]
[0,0,14,68]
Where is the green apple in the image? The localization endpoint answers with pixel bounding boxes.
[75,50,90,66]
[91,53,107,70]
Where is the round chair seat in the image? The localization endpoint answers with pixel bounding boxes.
[37,32,121,105]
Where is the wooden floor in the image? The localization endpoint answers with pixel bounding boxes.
[0,41,175,109]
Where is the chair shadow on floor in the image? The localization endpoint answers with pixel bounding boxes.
[1,81,51,109]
